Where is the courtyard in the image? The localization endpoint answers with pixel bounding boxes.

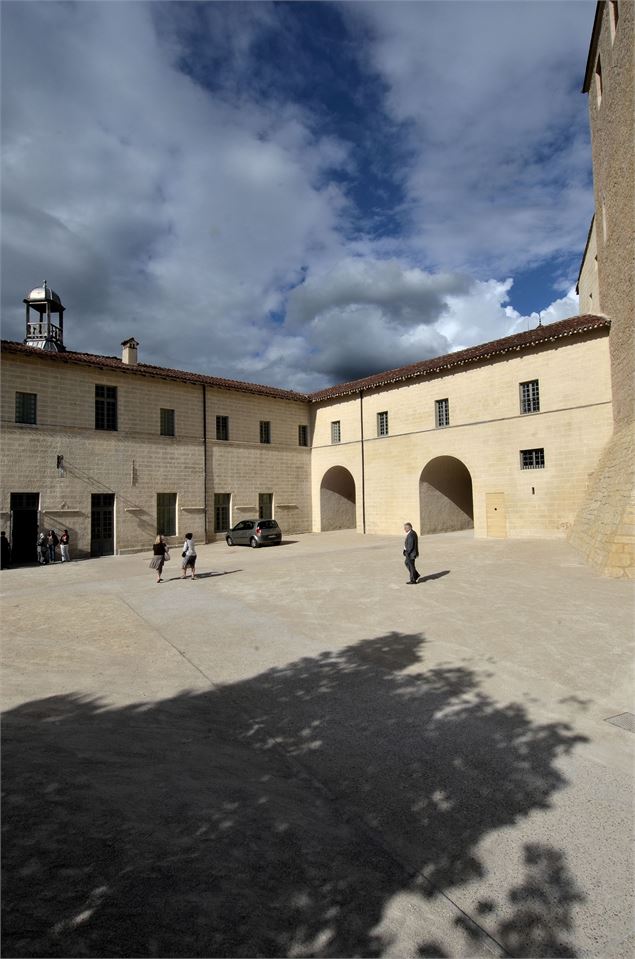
[1,530,634,958]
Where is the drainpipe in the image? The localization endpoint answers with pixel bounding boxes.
[202,383,208,544]
[359,389,366,534]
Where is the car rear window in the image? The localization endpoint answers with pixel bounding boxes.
[258,520,279,529]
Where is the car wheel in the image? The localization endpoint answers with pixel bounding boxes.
[226,535,234,546]
[250,537,259,548]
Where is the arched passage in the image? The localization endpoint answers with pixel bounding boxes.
[420,456,474,534]
[320,466,356,531]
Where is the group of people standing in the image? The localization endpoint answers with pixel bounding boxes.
[150,532,197,583]
[37,529,71,565]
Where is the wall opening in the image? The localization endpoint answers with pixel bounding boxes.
[320,466,356,531]
[419,456,474,534]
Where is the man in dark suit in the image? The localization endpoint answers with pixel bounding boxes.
[403,523,420,584]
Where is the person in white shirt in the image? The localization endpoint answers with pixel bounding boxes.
[181,533,197,580]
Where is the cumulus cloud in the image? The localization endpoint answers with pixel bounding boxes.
[1,2,590,391]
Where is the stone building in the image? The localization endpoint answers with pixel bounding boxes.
[0,307,613,562]
[572,0,634,578]
[1,1,632,575]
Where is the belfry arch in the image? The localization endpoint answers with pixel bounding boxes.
[320,466,356,531]
[419,456,474,534]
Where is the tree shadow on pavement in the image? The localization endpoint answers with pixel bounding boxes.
[2,631,587,957]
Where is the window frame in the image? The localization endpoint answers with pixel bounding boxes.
[519,379,540,415]
[435,398,450,429]
[156,492,177,537]
[331,420,341,444]
[95,384,118,432]
[377,411,389,437]
[160,408,175,436]
[216,415,229,441]
[15,391,37,425]
[214,493,231,532]
[259,420,271,445]
[520,448,545,470]
[298,424,308,447]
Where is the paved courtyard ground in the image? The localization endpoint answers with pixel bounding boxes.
[1,530,634,958]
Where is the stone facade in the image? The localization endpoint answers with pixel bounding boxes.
[570,0,635,577]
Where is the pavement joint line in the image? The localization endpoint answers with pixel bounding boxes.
[116,594,510,956]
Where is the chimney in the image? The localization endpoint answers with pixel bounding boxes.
[121,337,139,365]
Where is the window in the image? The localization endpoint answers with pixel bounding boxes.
[520,448,545,470]
[298,424,308,447]
[214,493,230,532]
[260,420,271,444]
[520,380,540,414]
[435,398,450,428]
[331,420,341,444]
[595,55,602,107]
[160,408,175,436]
[259,493,273,519]
[216,415,229,441]
[15,392,37,425]
[157,493,177,536]
[95,385,117,431]
[377,411,389,437]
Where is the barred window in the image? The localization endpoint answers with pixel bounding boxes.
[156,492,177,536]
[435,398,450,428]
[520,448,545,470]
[520,380,540,414]
[331,420,341,444]
[260,420,271,444]
[216,415,229,441]
[160,408,175,436]
[259,493,273,520]
[298,424,308,447]
[377,411,389,437]
[95,385,117,431]
[15,392,37,425]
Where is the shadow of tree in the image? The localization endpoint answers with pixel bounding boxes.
[2,632,587,957]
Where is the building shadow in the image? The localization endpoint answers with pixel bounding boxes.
[2,631,588,957]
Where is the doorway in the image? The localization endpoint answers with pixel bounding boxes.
[10,492,39,564]
[91,493,115,556]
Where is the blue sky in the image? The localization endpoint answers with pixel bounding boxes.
[1,1,597,390]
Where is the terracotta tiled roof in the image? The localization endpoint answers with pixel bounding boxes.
[307,314,610,402]
[1,313,609,405]
[0,341,308,402]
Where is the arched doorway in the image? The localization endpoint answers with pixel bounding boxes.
[320,466,356,531]
[420,456,473,534]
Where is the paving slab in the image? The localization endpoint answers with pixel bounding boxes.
[1,531,634,957]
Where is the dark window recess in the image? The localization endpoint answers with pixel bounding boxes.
[260,421,271,444]
[214,493,230,532]
[259,493,273,519]
[157,493,177,536]
[95,385,117,431]
[520,449,545,470]
[520,380,540,414]
[160,408,175,436]
[298,424,308,447]
[216,416,229,441]
[15,392,37,425]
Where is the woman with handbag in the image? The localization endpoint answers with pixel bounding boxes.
[149,534,170,583]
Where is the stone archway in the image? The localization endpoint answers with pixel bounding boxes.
[419,456,473,534]
[320,466,356,531]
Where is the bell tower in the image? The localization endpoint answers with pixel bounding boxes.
[23,281,66,352]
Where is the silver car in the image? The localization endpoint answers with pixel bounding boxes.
[225,519,282,548]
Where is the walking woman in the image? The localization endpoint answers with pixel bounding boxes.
[150,534,169,583]
[181,532,197,579]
